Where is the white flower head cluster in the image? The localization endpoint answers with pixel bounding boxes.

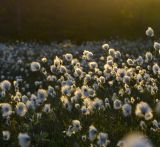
[117,133,153,147]
[146,27,154,37]
[30,62,41,72]
[18,133,30,147]
[0,26,159,146]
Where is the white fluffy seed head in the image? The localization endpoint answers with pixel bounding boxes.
[118,133,153,147]
[0,80,11,91]
[127,59,134,66]
[152,64,159,74]
[0,103,12,117]
[113,99,122,110]
[43,104,51,113]
[18,133,30,147]
[64,53,73,62]
[102,44,109,50]
[122,103,132,117]
[145,52,153,62]
[135,101,153,120]
[37,89,48,102]
[97,132,109,146]
[154,42,160,50]
[2,131,10,141]
[41,57,47,63]
[16,102,27,117]
[30,62,41,72]
[89,125,97,141]
[72,120,82,131]
[146,27,154,37]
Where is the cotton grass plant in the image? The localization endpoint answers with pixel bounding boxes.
[0,27,160,146]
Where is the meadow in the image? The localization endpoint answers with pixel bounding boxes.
[0,27,159,147]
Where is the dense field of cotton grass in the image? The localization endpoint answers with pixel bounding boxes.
[0,27,160,147]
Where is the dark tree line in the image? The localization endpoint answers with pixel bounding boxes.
[0,0,159,41]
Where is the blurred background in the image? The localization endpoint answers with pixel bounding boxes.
[0,0,159,42]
